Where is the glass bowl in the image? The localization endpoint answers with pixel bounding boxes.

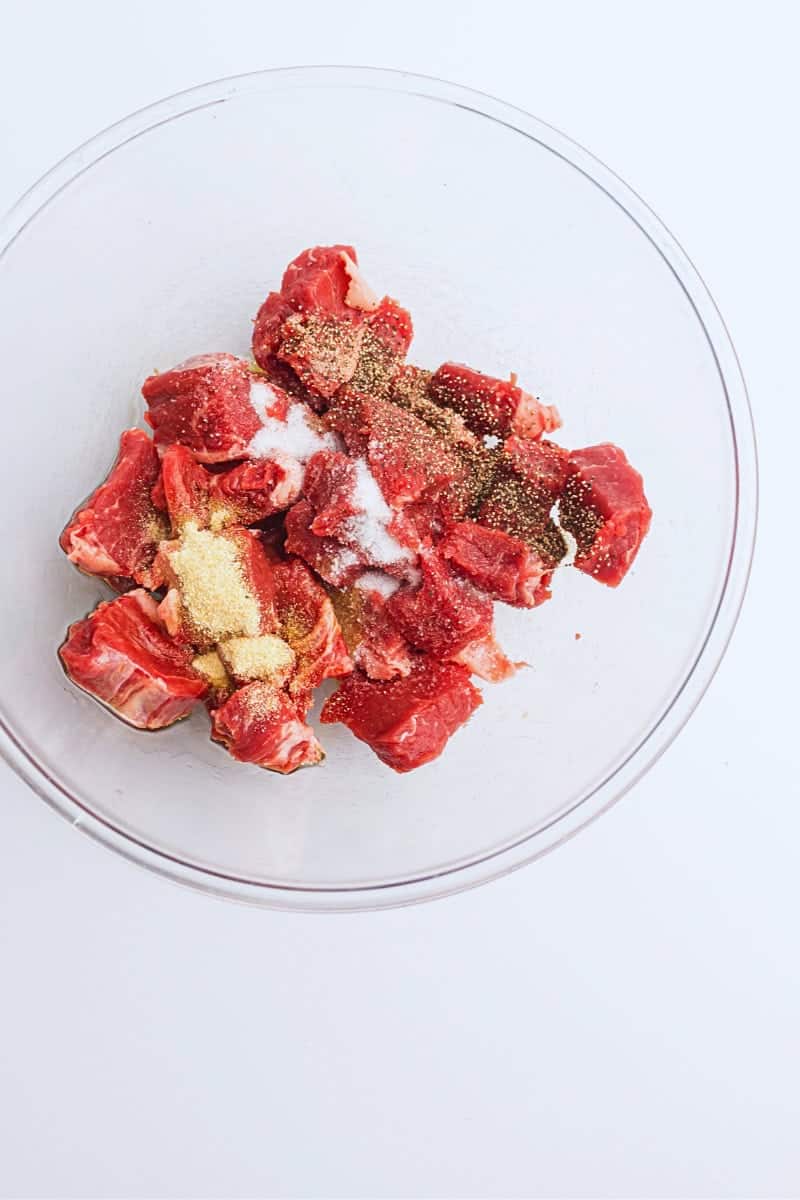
[0,67,756,910]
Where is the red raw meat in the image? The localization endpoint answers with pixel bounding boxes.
[390,368,501,524]
[272,311,364,401]
[302,450,360,537]
[59,589,207,729]
[365,297,413,359]
[391,366,474,444]
[330,581,414,681]
[142,353,261,463]
[282,244,374,315]
[252,246,377,401]
[60,429,166,588]
[396,498,445,549]
[320,659,482,773]
[284,500,364,588]
[211,681,324,773]
[429,363,561,440]
[212,457,302,527]
[326,390,465,507]
[450,630,520,682]
[158,444,303,534]
[477,438,570,568]
[559,443,652,585]
[387,552,494,658]
[503,436,570,498]
[57,243,654,776]
[440,521,551,608]
[156,526,278,648]
[271,555,353,708]
[350,297,414,397]
[302,448,420,576]
[253,247,414,403]
[158,444,212,530]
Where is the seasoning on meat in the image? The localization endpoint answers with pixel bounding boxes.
[58,243,651,774]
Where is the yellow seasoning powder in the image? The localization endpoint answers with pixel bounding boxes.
[191,650,231,692]
[169,524,261,643]
[218,635,295,685]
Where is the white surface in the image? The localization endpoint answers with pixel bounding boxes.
[0,2,796,1196]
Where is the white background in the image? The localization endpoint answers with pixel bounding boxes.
[0,3,797,1197]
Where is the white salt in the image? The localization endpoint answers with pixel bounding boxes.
[343,459,415,568]
[354,570,401,599]
[247,397,339,464]
[249,378,283,421]
[326,544,361,586]
[483,433,501,450]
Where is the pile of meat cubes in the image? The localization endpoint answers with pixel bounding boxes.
[58,246,651,774]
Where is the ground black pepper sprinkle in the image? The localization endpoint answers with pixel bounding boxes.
[280,313,364,390]
[350,329,398,397]
[558,477,603,555]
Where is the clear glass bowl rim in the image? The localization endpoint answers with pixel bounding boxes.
[0,65,758,912]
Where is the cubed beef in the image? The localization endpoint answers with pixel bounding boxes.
[440,521,551,607]
[326,389,466,507]
[59,590,206,729]
[386,552,494,658]
[330,576,414,682]
[320,659,482,773]
[559,443,652,585]
[429,362,561,440]
[211,681,324,773]
[60,429,166,587]
[271,555,353,708]
[142,353,261,462]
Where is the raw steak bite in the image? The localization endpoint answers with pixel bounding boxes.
[326,389,466,507]
[284,500,363,588]
[157,444,213,531]
[211,457,303,528]
[302,449,419,575]
[320,659,482,773]
[390,368,502,524]
[387,552,494,658]
[211,456,302,528]
[156,526,278,648]
[440,521,552,608]
[429,363,561,440]
[302,450,361,537]
[210,681,324,773]
[559,443,652,585]
[477,438,570,568]
[282,244,378,314]
[350,297,414,397]
[60,429,166,587]
[59,589,207,729]
[271,555,353,707]
[503,435,571,500]
[330,574,414,682]
[158,443,302,535]
[252,245,379,400]
[142,353,262,463]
